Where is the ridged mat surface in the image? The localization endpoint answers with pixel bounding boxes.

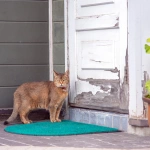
[4,120,118,136]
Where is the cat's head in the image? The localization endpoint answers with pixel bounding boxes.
[53,70,69,88]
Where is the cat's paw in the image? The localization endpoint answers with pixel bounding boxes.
[56,119,61,122]
[23,121,31,124]
[50,119,56,123]
[29,120,33,123]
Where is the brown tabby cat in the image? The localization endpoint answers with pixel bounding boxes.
[4,70,69,125]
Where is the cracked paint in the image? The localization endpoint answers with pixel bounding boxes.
[76,80,100,95]
[66,0,128,114]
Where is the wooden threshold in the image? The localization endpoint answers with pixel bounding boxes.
[129,118,149,127]
[70,103,129,114]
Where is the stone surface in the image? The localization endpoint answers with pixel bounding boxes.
[1,120,150,149]
[97,113,105,126]
[89,112,97,125]
[121,116,128,131]
[80,110,89,124]
[69,108,128,131]
[105,115,113,128]
[112,115,120,129]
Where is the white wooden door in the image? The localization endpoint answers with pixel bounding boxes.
[65,0,128,113]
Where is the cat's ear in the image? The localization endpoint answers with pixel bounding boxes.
[65,70,69,77]
[53,71,58,78]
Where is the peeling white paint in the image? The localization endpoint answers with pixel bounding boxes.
[76,80,111,95]
[99,88,111,94]
[65,0,128,105]
[80,0,114,8]
[76,80,100,95]
[99,85,111,94]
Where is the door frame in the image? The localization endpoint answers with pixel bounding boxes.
[128,0,143,118]
[65,0,76,103]
[49,0,53,81]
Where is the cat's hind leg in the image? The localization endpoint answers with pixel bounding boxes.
[25,111,32,123]
[19,97,33,124]
[19,107,31,124]
[19,112,30,124]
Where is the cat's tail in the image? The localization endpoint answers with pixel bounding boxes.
[4,100,19,125]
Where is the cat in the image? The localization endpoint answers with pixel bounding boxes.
[4,70,69,125]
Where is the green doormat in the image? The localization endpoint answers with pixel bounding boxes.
[4,120,118,136]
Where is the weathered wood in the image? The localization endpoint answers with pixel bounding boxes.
[70,103,129,114]
[80,0,114,8]
[65,0,128,113]
[129,118,149,127]
[76,14,119,31]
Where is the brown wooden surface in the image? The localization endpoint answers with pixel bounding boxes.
[148,104,150,126]
[70,103,129,114]
[143,97,150,103]
[143,97,150,126]
[129,118,149,127]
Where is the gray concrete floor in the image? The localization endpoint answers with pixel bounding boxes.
[1,120,150,150]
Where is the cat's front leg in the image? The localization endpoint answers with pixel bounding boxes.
[55,101,64,122]
[49,103,58,122]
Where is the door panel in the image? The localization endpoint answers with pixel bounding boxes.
[77,29,119,72]
[76,14,119,31]
[66,0,128,113]
[79,0,114,6]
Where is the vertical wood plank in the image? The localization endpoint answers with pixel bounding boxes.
[67,0,77,103]
[128,0,143,118]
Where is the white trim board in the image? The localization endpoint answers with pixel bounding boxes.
[128,0,143,118]
[49,0,53,81]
